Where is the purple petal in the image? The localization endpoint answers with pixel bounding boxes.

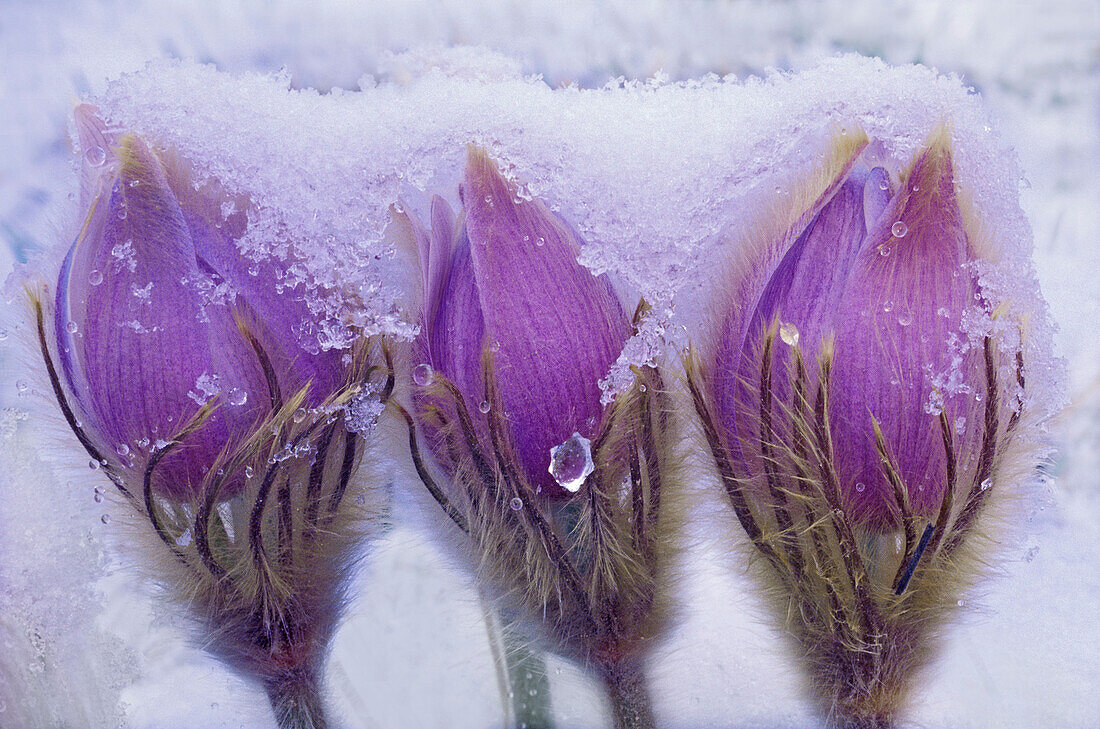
[427,219,486,415]
[461,149,631,497]
[60,136,263,496]
[830,134,980,526]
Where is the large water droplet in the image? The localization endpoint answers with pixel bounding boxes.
[778,321,800,347]
[88,459,100,470]
[891,221,908,238]
[897,311,914,327]
[66,320,78,333]
[412,363,434,387]
[548,432,594,493]
[100,513,111,524]
[478,400,491,414]
[228,388,248,406]
[84,146,106,167]
[88,270,104,286]
[509,497,523,511]
[115,443,129,457]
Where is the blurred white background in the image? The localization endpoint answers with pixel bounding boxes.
[0,2,1097,728]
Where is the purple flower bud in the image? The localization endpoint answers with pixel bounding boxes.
[55,108,344,498]
[713,129,983,529]
[415,148,631,497]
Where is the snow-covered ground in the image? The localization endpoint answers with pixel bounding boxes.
[0,2,1097,728]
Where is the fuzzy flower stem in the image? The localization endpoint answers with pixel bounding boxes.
[264,669,329,729]
[602,661,655,729]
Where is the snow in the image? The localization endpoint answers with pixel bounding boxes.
[0,1,1097,728]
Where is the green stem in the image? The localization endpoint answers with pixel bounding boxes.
[481,594,555,729]
[264,670,329,729]
[603,662,654,729]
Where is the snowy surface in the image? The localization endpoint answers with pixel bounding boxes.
[0,1,1098,728]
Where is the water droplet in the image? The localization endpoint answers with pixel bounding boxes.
[66,320,78,333]
[100,513,111,524]
[895,534,903,551]
[778,321,800,346]
[980,478,993,491]
[536,237,545,247]
[117,208,127,221]
[136,437,150,449]
[638,384,647,393]
[88,459,100,470]
[292,408,308,423]
[957,599,965,607]
[918,483,927,492]
[883,300,894,313]
[897,311,914,327]
[878,179,889,191]
[93,487,103,503]
[975,392,984,402]
[84,146,106,167]
[478,400,491,414]
[548,432,594,493]
[228,388,248,406]
[855,481,866,493]
[15,380,27,392]
[412,363,434,387]
[115,443,129,457]
[891,221,908,238]
[0,330,8,341]
[88,270,104,286]
[509,497,523,510]
[489,340,501,352]
[878,245,891,257]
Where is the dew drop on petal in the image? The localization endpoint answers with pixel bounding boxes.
[84,146,106,167]
[88,270,104,286]
[412,363,434,387]
[228,388,248,406]
[115,443,129,457]
[883,300,894,313]
[88,459,100,470]
[778,322,800,346]
[100,514,111,524]
[292,407,308,423]
[897,311,914,327]
[855,481,866,493]
[891,221,908,238]
[478,400,491,414]
[878,245,891,257]
[244,465,254,478]
[15,380,27,392]
[93,487,103,503]
[509,497,523,511]
[117,208,127,221]
[981,478,993,491]
[66,321,78,333]
[548,432,594,493]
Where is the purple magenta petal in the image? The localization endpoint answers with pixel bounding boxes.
[461,149,631,497]
[64,136,262,496]
[427,219,487,413]
[829,136,980,526]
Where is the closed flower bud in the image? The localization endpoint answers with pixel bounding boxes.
[415,146,631,497]
[687,126,1044,728]
[401,148,671,724]
[31,106,391,729]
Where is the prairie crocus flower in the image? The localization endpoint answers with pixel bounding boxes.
[400,148,670,728]
[31,107,392,729]
[687,126,1037,728]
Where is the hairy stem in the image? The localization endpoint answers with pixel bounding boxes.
[602,662,654,729]
[264,670,329,729]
